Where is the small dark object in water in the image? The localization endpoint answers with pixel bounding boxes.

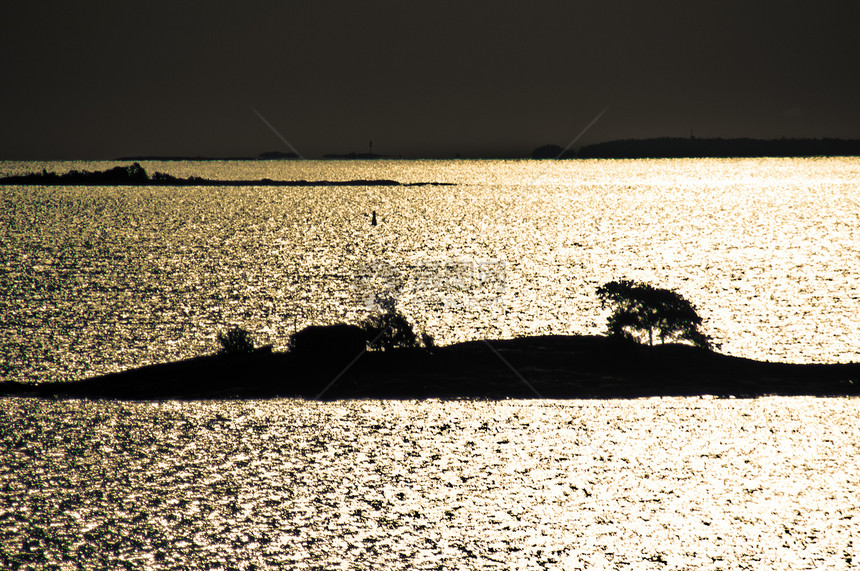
[371,211,377,226]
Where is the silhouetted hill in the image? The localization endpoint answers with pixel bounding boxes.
[576,137,860,159]
[3,335,857,400]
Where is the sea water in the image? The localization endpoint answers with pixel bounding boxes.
[1,397,857,570]
[1,158,859,569]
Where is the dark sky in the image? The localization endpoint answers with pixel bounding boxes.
[3,1,858,159]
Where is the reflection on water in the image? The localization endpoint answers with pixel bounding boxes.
[1,158,859,383]
[1,397,857,569]
[2,160,858,569]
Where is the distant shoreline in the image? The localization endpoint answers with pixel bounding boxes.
[0,137,832,162]
[2,335,857,401]
[114,137,860,161]
[114,151,302,161]
[572,137,860,159]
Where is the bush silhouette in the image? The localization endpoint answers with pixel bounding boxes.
[217,326,255,355]
[596,280,711,349]
[361,310,419,351]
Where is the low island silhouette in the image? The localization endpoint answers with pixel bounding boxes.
[538,137,860,159]
[2,281,857,401]
[0,163,454,187]
[2,334,857,401]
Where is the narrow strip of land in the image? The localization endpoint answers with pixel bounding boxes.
[0,163,453,187]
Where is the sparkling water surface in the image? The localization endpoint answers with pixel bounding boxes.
[1,158,858,383]
[1,397,857,570]
[2,159,859,569]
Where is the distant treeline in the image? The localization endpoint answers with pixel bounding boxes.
[535,137,860,159]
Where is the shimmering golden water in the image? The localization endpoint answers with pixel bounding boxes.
[1,397,857,569]
[1,158,859,383]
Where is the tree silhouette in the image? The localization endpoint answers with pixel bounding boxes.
[596,280,711,348]
[360,293,419,351]
[361,310,419,351]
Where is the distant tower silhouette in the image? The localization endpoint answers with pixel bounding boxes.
[369,139,373,156]
[371,210,377,226]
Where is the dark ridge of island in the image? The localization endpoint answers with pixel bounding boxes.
[572,137,860,159]
[2,335,857,401]
[0,163,453,187]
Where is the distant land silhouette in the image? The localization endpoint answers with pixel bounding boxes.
[102,138,860,161]
[116,151,299,161]
[2,335,857,400]
[0,163,453,187]
[572,137,860,159]
[322,152,390,160]
[115,151,391,161]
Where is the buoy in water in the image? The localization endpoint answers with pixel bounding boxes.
[371,210,377,226]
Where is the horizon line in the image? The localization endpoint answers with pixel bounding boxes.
[3,135,860,162]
